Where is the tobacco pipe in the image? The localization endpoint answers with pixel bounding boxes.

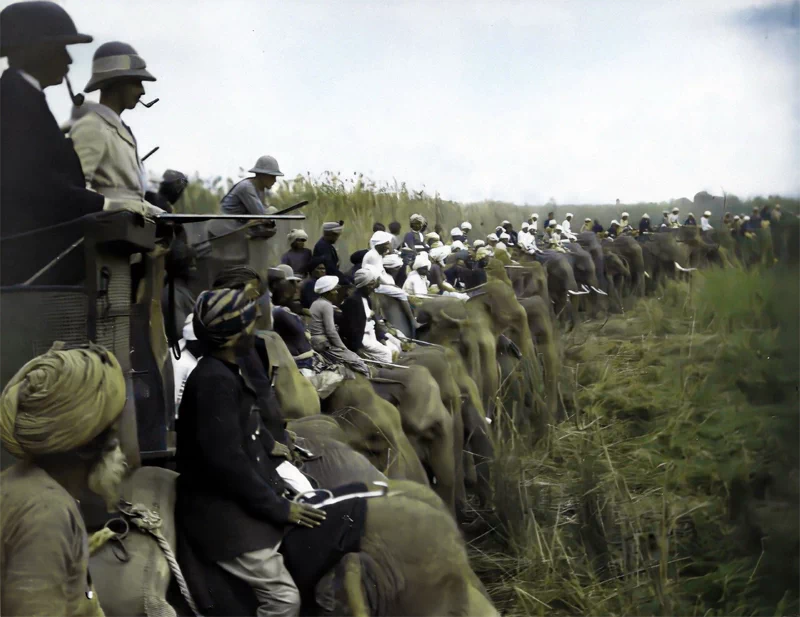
[138,98,160,108]
[65,76,84,106]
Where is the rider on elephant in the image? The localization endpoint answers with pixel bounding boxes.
[340,267,399,363]
[460,221,473,245]
[608,219,620,238]
[669,207,681,227]
[70,41,156,203]
[281,229,312,277]
[1,343,128,616]
[313,221,351,284]
[404,213,429,252]
[270,267,316,374]
[700,210,713,231]
[619,212,633,233]
[639,213,652,234]
[403,252,432,299]
[684,213,697,226]
[581,217,593,233]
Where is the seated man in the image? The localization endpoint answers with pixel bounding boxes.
[177,287,325,617]
[309,276,371,377]
[281,229,313,277]
[270,266,315,374]
[340,267,399,363]
[313,221,351,283]
[403,213,428,252]
[1,343,128,616]
[403,253,431,299]
[300,257,328,310]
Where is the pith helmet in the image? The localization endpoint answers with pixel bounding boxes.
[85,41,155,92]
[249,155,284,177]
[1,1,92,57]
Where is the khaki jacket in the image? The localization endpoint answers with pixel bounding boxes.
[70,103,146,201]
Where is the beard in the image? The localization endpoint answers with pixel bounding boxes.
[87,445,128,511]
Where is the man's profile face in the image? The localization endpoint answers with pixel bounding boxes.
[22,45,73,88]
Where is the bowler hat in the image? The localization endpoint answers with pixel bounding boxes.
[1,1,92,56]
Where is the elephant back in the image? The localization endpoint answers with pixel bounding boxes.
[299,433,387,489]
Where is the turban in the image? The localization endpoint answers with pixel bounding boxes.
[472,239,486,248]
[487,233,498,242]
[322,221,344,233]
[642,213,650,219]
[703,211,711,217]
[409,213,425,224]
[193,288,258,350]
[531,213,538,219]
[451,240,465,251]
[672,208,679,213]
[499,232,510,241]
[733,215,741,220]
[354,267,378,288]
[314,275,340,294]
[496,242,508,252]
[460,221,472,231]
[548,220,557,228]
[369,230,393,249]
[429,240,443,248]
[212,265,262,293]
[476,247,492,260]
[585,217,592,222]
[621,212,629,218]
[288,229,308,244]
[382,253,403,269]
[1,343,126,458]
[425,232,440,242]
[412,254,431,270]
[501,220,510,226]
[610,220,619,226]
[450,227,464,238]
[566,213,573,219]
[429,245,451,264]
[521,222,529,229]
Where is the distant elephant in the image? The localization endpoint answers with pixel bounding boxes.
[370,365,457,514]
[636,232,691,292]
[564,242,601,317]
[507,260,551,308]
[602,250,630,310]
[602,235,644,298]
[533,250,580,323]
[676,225,731,269]
[518,295,560,425]
[322,376,429,486]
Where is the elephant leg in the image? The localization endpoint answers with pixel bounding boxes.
[341,553,368,617]
[452,401,467,510]
[462,400,493,508]
[429,413,457,514]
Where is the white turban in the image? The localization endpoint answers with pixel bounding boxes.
[487,233,498,242]
[429,245,451,264]
[672,208,679,213]
[412,254,431,270]
[610,220,619,226]
[472,239,486,248]
[450,227,464,238]
[451,240,465,251]
[314,275,339,294]
[475,247,492,260]
[531,214,538,220]
[369,230,393,249]
[501,220,510,226]
[566,213,573,219]
[643,213,650,219]
[383,253,404,269]
[521,222,529,229]
[460,221,472,231]
[500,232,510,241]
[621,212,629,218]
[496,242,508,251]
[354,267,379,288]
[548,220,557,228]
[410,213,425,224]
[703,211,711,217]
[425,232,440,242]
[287,229,308,244]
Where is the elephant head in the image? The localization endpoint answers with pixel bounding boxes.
[637,232,691,286]
[323,376,429,485]
[534,250,579,322]
[603,235,645,297]
[371,365,457,514]
[255,331,321,419]
[419,296,499,418]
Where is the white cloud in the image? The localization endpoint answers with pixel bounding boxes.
[3,0,797,204]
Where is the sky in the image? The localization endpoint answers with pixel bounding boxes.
[3,0,799,205]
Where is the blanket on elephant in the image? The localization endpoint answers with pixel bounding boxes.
[178,483,368,616]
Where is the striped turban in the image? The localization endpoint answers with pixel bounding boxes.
[0,343,126,458]
[193,288,258,350]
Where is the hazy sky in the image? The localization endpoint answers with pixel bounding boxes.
[4,0,799,204]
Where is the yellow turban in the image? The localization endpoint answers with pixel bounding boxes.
[1,343,126,458]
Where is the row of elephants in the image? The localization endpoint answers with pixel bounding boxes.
[91,222,791,617]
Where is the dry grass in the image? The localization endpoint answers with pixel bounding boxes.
[470,267,799,616]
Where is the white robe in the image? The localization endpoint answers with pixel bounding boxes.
[362,248,397,287]
[402,270,429,296]
[700,216,713,231]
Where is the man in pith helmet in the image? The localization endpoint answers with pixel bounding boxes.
[70,41,157,202]
[0,1,105,284]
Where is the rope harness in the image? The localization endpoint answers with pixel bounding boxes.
[91,500,202,617]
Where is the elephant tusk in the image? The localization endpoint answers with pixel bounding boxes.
[644,271,651,279]
[590,286,608,296]
[364,359,410,369]
[567,289,590,296]
[440,310,468,325]
[674,261,697,273]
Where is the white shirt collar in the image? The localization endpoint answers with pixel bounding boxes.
[17,70,42,92]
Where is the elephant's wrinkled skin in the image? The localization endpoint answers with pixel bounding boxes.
[602,250,629,311]
[636,232,690,292]
[400,347,494,510]
[602,236,645,298]
[533,250,579,323]
[323,376,429,485]
[370,365,457,514]
[256,331,321,419]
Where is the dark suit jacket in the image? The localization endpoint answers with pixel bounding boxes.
[339,291,369,353]
[0,70,104,238]
[313,237,350,282]
[176,356,291,562]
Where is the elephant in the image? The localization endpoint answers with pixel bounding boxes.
[602,235,645,299]
[322,376,429,486]
[602,250,630,310]
[564,242,602,318]
[255,331,321,419]
[418,295,500,419]
[636,232,691,292]
[518,294,560,425]
[399,347,494,511]
[370,365,458,515]
[676,225,731,269]
[533,250,580,324]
